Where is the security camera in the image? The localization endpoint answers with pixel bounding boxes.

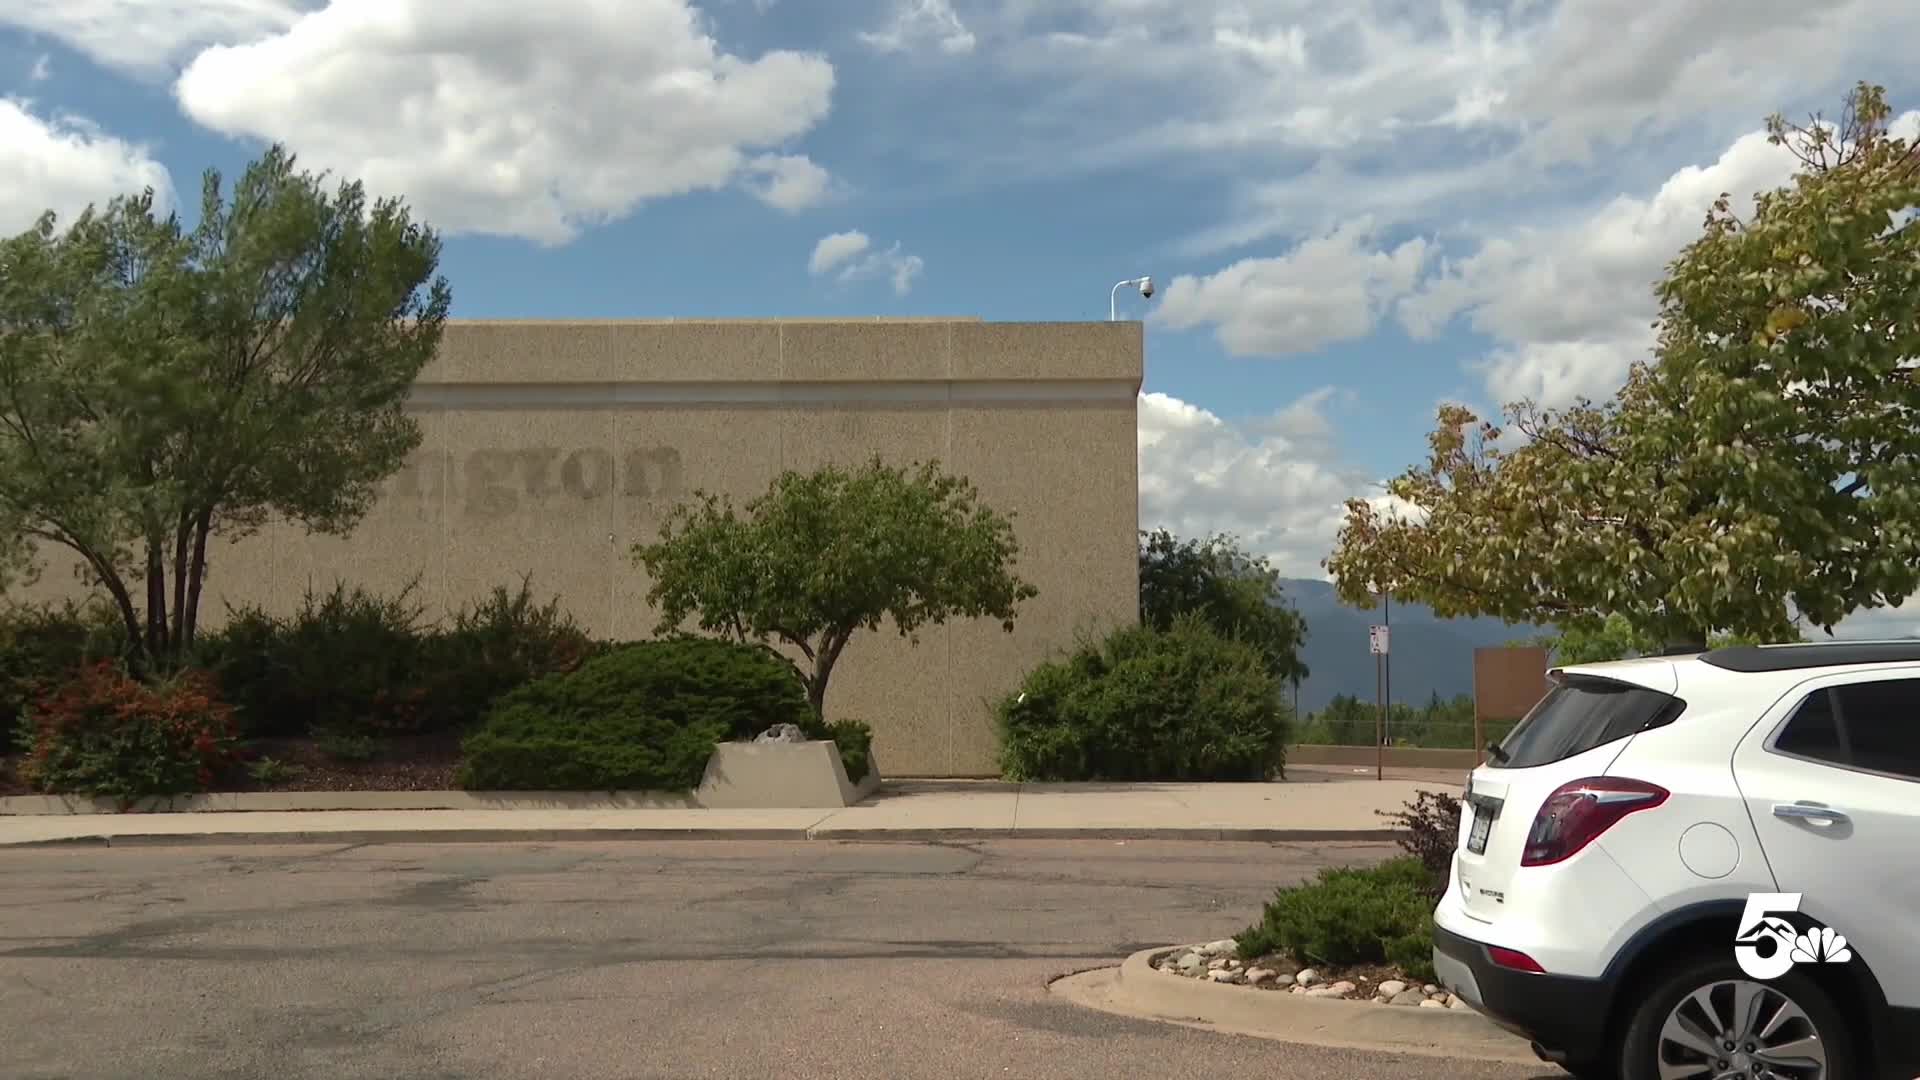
[1138,276,1155,300]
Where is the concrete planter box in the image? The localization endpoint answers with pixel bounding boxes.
[0,739,881,816]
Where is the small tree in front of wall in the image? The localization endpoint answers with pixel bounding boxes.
[632,456,1039,719]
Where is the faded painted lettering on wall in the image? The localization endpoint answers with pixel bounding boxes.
[384,446,684,519]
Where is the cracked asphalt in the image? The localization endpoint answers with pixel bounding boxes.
[0,839,1562,1080]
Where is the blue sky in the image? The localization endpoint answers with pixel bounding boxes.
[3,0,1919,629]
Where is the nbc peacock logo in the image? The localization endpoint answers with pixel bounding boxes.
[1733,893,1856,979]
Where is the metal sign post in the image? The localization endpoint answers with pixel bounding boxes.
[1369,624,1390,781]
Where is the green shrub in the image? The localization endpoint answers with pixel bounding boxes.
[314,728,378,763]
[247,756,306,785]
[0,599,130,754]
[995,614,1289,781]
[14,662,239,806]
[1378,790,1462,900]
[195,582,431,737]
[457,638,813,791]
[198,579,599,739]
[807,717,875,783]
[416,577,592,729]
[1234,857,1436,981]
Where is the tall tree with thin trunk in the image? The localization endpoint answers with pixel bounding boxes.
[0,145,450,663]
[1326,83,1920,650]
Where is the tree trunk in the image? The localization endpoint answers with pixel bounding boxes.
[144,532,169,661]
[806,633,851,722]
[182,508,214,648]
[169,511,193,652]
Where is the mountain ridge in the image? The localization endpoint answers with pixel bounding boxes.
[1275,578,1545,716]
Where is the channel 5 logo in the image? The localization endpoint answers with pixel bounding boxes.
[1733,893,1855,979]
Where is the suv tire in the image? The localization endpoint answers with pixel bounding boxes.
[1618,954,1857,1080]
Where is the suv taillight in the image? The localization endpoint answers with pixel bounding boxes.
[1521,777,1668,867]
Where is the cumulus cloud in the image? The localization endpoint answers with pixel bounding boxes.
[808,230,870,275]
[0,0,300,78]
[1155,219,1431,357]
[845,1,1917,261]
[0,99,174,232]
[745,153,835,212]
[1396,128,1803,406]
[859,0,976,56]
[807,230,923,295]
[1137,388,1369,578]
[167,0,836,245]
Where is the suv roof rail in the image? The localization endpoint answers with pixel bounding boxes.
[1699,641,1920,672]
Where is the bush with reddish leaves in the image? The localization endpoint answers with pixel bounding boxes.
[14,663,239,806]
[1376,789,1463,900]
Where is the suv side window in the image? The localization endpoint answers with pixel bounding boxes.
[1774,679,1920,781]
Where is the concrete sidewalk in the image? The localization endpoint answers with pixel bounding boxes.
[0,768,1460,848]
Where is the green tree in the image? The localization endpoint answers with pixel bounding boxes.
[633,457,1039,718]
[1327,83,1918,651]
[0,146,449,663]
[1137,528,1309,686]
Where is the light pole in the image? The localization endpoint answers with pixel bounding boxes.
[1110,276,1156,320]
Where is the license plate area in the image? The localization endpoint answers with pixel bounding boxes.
[1465,795,1501,855]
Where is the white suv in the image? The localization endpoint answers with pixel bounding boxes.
[1431,643,1920,1080]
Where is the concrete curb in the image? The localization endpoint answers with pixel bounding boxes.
[1047,946,1538,1064]
[1,826,1406,849]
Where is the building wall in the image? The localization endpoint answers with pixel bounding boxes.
[1473,646,1550,723]
[9,319,1144,777]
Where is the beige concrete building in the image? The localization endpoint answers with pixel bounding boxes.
[12,319,1144,777]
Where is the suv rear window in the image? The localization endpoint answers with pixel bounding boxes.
[1489,674,1686,769]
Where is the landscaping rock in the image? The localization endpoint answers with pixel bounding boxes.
[1378,980,1408,997]
[1449,997,1473,1011]
[1201,939,1237,957]
[1294,968,1319,987]
[1289,985,1304,994]
[1430,992,1450,1005]
[1303,986,1347,999]
[1244,968,1275,986]
[1423,984,1440,996]
[1419,998,1448,1009]
[1328,980,1356,995]
[1175,952,1204,974]
[1207,969,1238,983]
[1208,957,1231,971]
[755,723,809,744]
[1390,990,1426,1006]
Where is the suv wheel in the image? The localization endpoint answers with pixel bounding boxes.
[1618,955,1856,1080]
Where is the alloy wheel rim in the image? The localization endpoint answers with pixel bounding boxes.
[1656,979,1829,1080]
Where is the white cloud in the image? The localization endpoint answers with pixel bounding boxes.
[169,0,836,245]
[1398,128,1803,406]
[0,99,174,233]
[745,153,834,212]
[1137,388,1368,578]
[854,2,1918,261]
[859,0,976,56]
[28,54,51,81]
[807,229,923,295]
[1155,218,1431,356]
[808,230,870,275]
[0,0,300,78]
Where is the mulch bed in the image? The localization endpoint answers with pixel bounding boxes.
[233,732,464,792]
[0,731,467,798]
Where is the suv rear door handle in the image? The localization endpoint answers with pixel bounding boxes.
[1773,802,1850,826]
